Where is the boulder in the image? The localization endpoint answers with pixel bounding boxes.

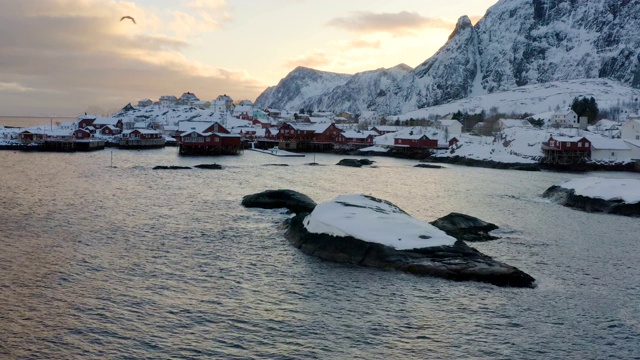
[430,212,499,242]
[153,165,191,170]
[336,159,362,167]
[194,163,222,169]
[336,158,375,167]
[241,189,317,214]
[414,164,444,169]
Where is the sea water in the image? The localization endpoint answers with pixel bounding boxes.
[1,148,639,359]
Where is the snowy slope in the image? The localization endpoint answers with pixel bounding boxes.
[395,78,640,121]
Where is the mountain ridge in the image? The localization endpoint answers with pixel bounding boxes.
[255,0,640,115]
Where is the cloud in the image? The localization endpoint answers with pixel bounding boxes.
[0,82,37,93]
[187,0,228,10]
[327,11,454,36]
[344,39,382,49]
[283,50,334,69]
[0,0,262,116]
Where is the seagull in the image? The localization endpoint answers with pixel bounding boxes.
[120,16,136,24]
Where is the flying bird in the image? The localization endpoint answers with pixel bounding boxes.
[120,16,136,24]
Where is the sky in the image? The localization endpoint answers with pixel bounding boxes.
[0,0,498,116]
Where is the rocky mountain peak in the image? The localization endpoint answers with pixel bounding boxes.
[255,0,640,115]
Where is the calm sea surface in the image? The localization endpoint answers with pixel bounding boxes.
[1,148,639,359]
[0,116,75,128]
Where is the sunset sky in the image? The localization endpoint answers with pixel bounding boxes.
[0,0,498,116]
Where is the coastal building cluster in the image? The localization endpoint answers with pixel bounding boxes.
[1,92,639,169]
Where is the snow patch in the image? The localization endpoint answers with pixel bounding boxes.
[559,177,640,204]
[303,194,456,250]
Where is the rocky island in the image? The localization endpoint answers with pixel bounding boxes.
[543,177,640,216]
[242,190,535,288]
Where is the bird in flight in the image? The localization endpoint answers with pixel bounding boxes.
[120,16,136,24]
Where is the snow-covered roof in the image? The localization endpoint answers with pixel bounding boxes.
[123,129,160,135]
[623,139,640,148]
[178,121,214,133]
[303,194,456,250]
[593,119,619,130]
[437,119,462,126]
[550,135,585,142]
[181,130,240,138]
[585,136,630,150]
[289,122,334,134]
[233,105,253,114]
[341,130,372,139]
[498,119,533,128]
[372,126,402,132]
[93,117,121,126]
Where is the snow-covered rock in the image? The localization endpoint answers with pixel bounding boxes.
[242,190,536,287]
[303,194,456,250]
[543,177,640,216]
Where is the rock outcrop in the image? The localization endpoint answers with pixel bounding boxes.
[241,189,317,214]
[430,212,499,242]
[242,190,535,288]
[153,165,191,170]
[336,159,375,167]
[543,185,640,217]
[194,164,222,169]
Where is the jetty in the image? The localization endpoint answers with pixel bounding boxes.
[250,146,305,157]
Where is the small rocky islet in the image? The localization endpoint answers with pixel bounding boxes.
[242,189,535,288]
[543,177,640,217]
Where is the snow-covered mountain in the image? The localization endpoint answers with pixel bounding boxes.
[255,66,351,111]
[255,0,640,115]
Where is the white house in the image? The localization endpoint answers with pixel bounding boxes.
[215,94,235,111]
[621,119,640,141]
[159,95,177,107]
[493,119,533,132]
[436,119,463,136]
[138,98,153,107]
[357,111,379,126]
[586,136,632,162]
[233,105,254,118]
[552,109,587,129]
[179,92,200,105]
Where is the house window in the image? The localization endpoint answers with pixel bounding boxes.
[612,152,615,156]
[215,138,220,142]
[578,142,582,147]
[565,142,570,147]
[636,135,639,140]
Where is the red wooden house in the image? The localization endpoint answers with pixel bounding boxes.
[73,128,92,139]
[394,134,438,149]
[177,122,241,155]
[77,115,97,129]
[541,136,591,165]
[18,130,47,143]
[336,130,377,147]
[122,129,162,139]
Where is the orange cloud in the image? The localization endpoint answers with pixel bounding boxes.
[327,11,454,36]
[0,0,263,116]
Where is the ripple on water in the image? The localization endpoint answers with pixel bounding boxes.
[1,150,639,359]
